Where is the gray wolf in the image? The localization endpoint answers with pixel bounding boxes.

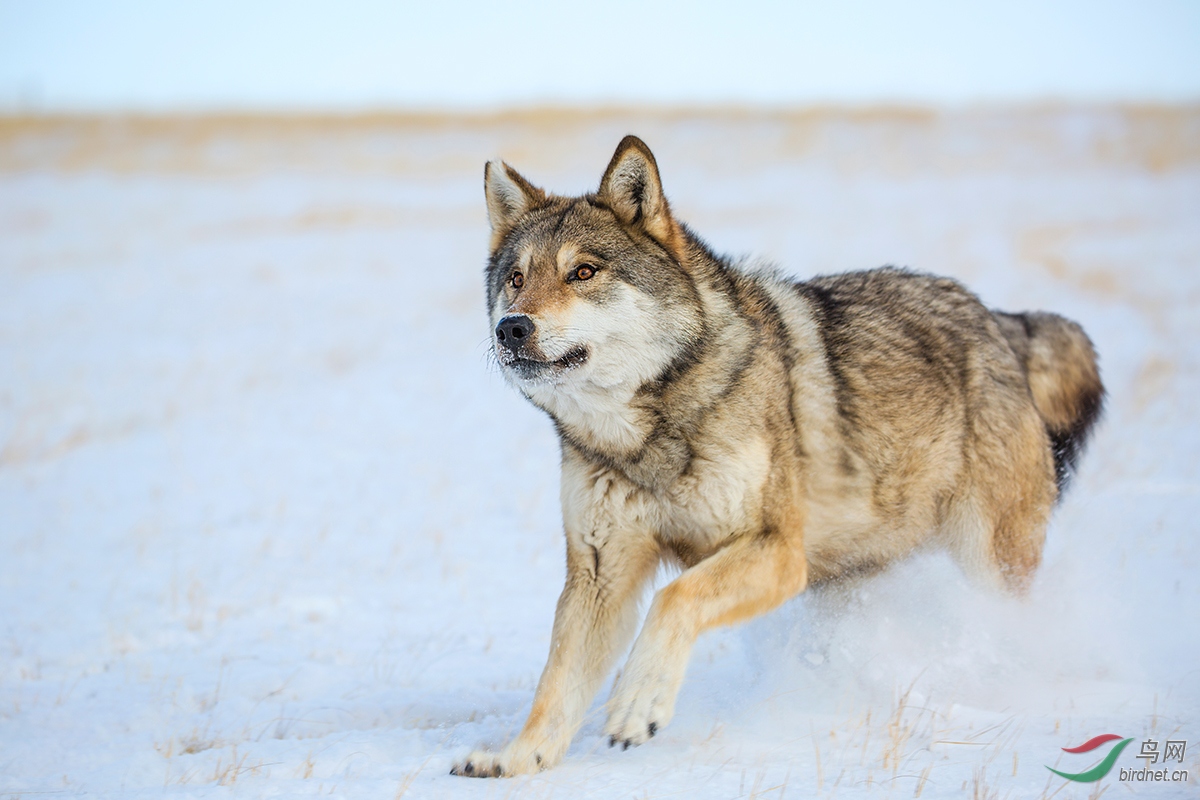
[451,135,1103,777]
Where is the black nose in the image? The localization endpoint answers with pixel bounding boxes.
[495,314,534,349]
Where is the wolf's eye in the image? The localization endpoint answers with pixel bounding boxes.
[571,265,596,281]
[511,271,524,289]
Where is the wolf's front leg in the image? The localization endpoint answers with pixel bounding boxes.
[452,531,659,777]
[605,520,808,748]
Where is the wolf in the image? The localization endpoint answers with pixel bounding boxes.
[451,135,1103,777]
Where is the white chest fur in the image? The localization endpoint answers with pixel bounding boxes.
[561,434,772,556]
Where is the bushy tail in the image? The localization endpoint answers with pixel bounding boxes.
[994,311,1105,493]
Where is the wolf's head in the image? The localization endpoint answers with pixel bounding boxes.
[483,136,705,410]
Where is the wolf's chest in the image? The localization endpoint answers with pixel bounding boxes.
[563,436,772,558]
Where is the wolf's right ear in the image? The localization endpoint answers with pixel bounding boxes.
[484,161,546,250]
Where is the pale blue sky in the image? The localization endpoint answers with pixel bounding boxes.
[2,0,1198,111]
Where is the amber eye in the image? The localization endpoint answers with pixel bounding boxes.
[511,271,524,289]
[572,265,596,281]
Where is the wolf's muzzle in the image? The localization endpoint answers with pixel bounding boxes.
[495,314,535,351]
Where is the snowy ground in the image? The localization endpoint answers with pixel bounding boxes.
[1,109,1198,798]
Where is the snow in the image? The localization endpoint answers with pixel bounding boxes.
[1,109,1198,798]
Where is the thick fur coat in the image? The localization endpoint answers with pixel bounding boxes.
[452,136,1103,777]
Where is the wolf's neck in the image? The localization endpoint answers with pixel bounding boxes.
[535,379,651,458]
[546,384,687,491]
[539,259,756,491]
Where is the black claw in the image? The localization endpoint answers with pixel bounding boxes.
[622,739,631,751]
[535,754,543,766]
[492,764,502,778]
[463,761,474,776]
[648,722,657,738]
[609,735,617,748]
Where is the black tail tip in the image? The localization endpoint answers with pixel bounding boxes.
[1050,384,1106,496]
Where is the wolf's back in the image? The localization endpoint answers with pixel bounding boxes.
[993,311,1104,492]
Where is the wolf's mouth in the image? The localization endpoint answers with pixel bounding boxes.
[507,345,589,379]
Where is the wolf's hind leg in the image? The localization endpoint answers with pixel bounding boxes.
[605,508,808,748]
[945,493,1049,595]
[945,412,1055,595]
[985,487,1052,595]
[452,531,659,777]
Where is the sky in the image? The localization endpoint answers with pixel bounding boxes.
[1,0,1199,111]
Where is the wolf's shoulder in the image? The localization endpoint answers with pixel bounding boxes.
[763,266,991,333]
[799,266,978,310]
[745,265,1007,398]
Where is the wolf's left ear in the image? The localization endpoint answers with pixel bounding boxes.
[484,160,546,249]
[598,135,680,251]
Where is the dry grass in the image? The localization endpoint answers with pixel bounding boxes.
[881,680,925,773]
[914,763,933,798]
[812,724,823,792]
[394,757,428,799]
[2,106,1197,176]
[970,766,1000,800]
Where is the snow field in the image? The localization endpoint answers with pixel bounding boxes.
[1,109,1197,798]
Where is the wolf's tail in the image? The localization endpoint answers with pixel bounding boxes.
[994,311,1105,493]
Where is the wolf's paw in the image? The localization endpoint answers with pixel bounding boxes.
[449,747,546,778]
[604,670,677,750]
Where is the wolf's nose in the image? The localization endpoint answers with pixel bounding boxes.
[496,315,534,349]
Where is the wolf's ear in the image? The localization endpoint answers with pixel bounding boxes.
[484,160,545,249]
[598,135,679,250]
